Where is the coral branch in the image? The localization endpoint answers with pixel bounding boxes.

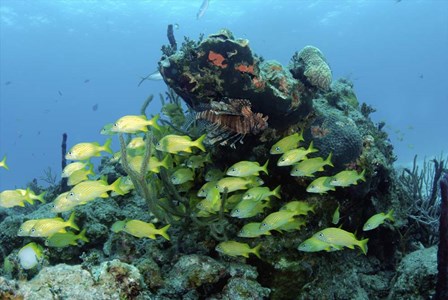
[435,172,448,299]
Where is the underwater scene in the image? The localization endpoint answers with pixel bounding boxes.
[0,0,447,299]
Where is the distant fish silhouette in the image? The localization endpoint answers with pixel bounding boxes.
[138,70,163,87]
[197,0,210,19]
[84,79,90,83]
[58,90,63,96]
[4,81,12,85]
[92,104,98,111]
[419,74,424,79]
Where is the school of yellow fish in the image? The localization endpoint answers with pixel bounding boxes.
[0,112,395,266]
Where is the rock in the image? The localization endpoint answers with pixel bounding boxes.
[159,29,313,125]
[388,246,437,299]
[6,260,148,300]
[159,254,227,298]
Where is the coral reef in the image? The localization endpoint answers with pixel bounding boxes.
[0,28,442,300]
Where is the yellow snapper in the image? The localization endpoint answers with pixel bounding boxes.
[242,185,281,202]
[0,155,9,170]
[226,160,269,177]
[66,178,124,203]
[18,242,44,270]
[313,227,369,255]
[186,153,211,169]
[215,241,261,258]
[276,218,307,232]
[127,136,146,150]
[330,169,366,187]
[45,229,89,248]
[123,220,170,240]
[197,181,218,197]
[290,153,333,177]
[30,212,79,238]
[216,176,263,193]
[205,168,224,182]
[67,166,94,186]
[0,189,33,208]
[306,176,335,194]
[259,211,298,232]
[100,123,116,135]
[51,192,79,213]
[238,222,272,238]
[62,161,90,178]
[156,134,206,154]
[66,138,113,161]
[112,114,161,133]
[111,176,134,196]
[332,205,340,225]
[231,198,271,219]
[197,198,222,214]
[270,132,304,155]
[363,209,394,231]
[171,168,194,185]
[277,141,318,166]
[18,219,40,236]
[298,236,343,252]
[280,200,315,216]
[17,189,46,204]
[111,220,127,233]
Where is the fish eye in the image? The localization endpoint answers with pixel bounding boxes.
[113,123,118,127]
[19,228,23,233]
[69,192,74,197]
[276,146,280,152]
[235,209,240,213]
[31,228,35,233]
[319,233,324,237]
[280,158,285,162]
[262,223,267,227]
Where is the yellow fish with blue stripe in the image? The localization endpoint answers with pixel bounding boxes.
[277,141,318,166]
[171,168,194,185]
[216,241,261,258]
[238,222,272,238]
[111,114,161,133]
[270,132,304,154]
[280,200,315,215]
[242,185,281,201]
[259,211,298,232]
[0,189,33,208]
[298,236,343,252]
[45,229,89,248]
[30,212,79,238]
[330,169,366,187]
[290,153,333,177]
[156,134,206,154]
[363,209,394,231]
[216,176,263,193]
[313,227,368,255]
[66,178,125,203]
[62,161,91,178]
[306,176,335,194]
[66,139,113,161]
[0,155,8,170]
[123,220,170,240]
[226,160,269,177]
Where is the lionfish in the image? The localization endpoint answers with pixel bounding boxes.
[192,98,268,148]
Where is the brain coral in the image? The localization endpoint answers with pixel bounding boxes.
[305,99,363,169]
[289,46,332,91]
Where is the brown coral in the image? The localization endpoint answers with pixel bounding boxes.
[290,45,332,91]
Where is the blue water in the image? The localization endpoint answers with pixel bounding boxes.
[1,0,447,190]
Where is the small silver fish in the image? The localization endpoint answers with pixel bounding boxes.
[196,0,210,19]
